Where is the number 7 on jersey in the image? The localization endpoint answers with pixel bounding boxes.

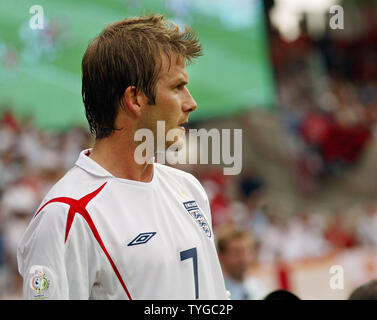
[180,247,199,299]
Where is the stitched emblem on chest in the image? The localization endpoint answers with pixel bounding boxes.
[183,200,212,238]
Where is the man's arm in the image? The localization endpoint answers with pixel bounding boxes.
[17,203,97,299]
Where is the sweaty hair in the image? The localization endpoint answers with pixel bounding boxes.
[82,14,202,139]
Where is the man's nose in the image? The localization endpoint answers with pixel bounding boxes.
[182,89,197,113]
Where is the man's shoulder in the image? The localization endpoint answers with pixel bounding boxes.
[40,165,106,207]
[155,163,202,187]
[154,164,210,209]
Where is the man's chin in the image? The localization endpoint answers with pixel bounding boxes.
[166,135,185,152]
[165,127,186,151]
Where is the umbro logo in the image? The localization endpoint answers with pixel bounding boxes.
[127,232,156,246]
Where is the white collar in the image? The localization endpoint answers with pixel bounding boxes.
[75,149,114,178]
[75,149,157,186]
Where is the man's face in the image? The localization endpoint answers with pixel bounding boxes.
[139,53,197,152]
[220,237,255,281]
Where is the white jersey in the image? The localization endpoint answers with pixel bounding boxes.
[17,150,227,300]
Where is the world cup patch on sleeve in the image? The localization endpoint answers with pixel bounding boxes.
[183,200,212,238]
[27,265,56,300]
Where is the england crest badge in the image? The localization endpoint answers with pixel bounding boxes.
[183,200,212,238]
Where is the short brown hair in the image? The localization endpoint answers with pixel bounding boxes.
[82,14,202,139]
[216,225,254,254]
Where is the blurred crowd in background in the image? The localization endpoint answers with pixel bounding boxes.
[0,111,90,298]
[272,6,377,196]
[1,0,377,299]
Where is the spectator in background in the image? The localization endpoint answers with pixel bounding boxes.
[233,173,269,241]
[323,212,357,250]
[349,279,377,300]
[217,225,269,300]
[264,289,300,300]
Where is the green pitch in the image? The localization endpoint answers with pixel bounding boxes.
[0,0,276,130]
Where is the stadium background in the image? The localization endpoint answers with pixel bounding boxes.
[0,0,377,299]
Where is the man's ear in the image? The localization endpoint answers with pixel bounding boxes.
[122,86,147,117]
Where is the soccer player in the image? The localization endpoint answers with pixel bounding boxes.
[17,14,228,300]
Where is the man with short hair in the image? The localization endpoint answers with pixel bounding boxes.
[17,14,227,300]
[349,279,377,300]
[217,225,268,299]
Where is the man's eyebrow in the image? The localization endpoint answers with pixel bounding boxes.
[172,78,188,86]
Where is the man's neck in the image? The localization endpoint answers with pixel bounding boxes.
[89,134,154,183]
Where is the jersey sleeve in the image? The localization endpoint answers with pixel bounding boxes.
[17,203,99,300]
